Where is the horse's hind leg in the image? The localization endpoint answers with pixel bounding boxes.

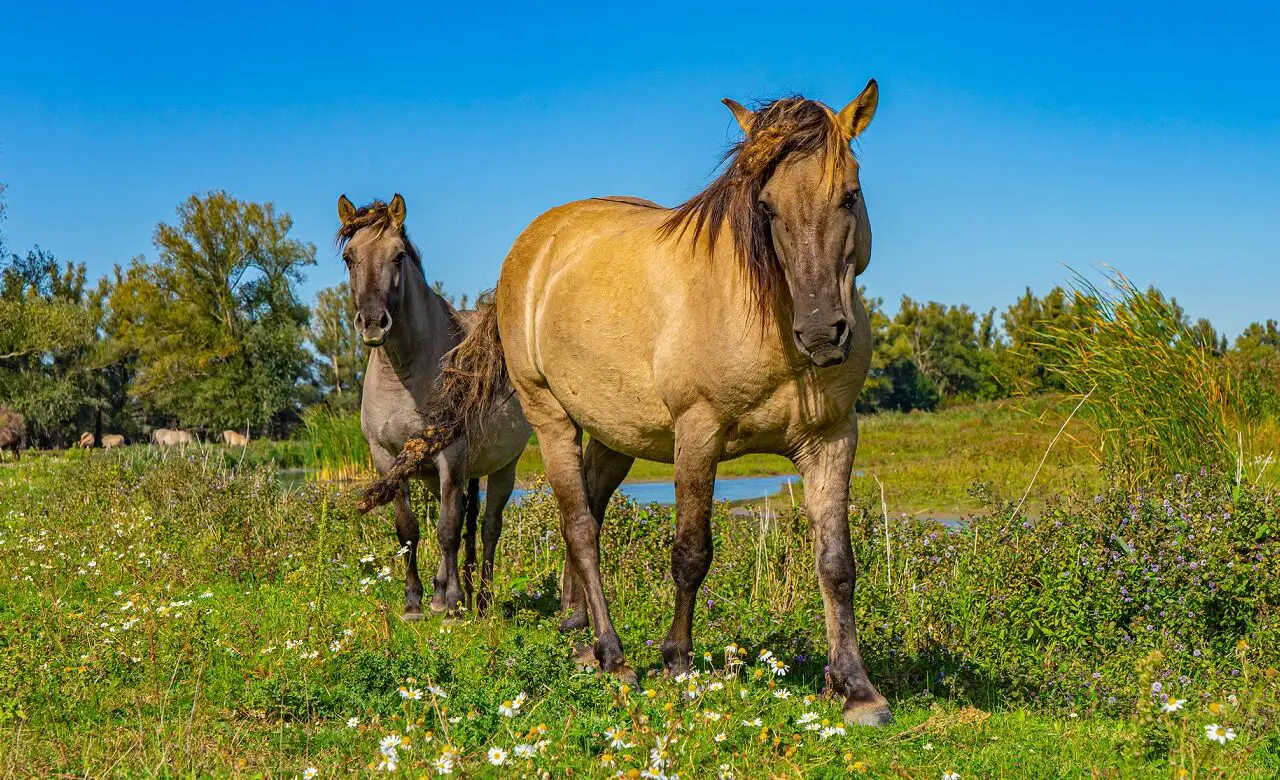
[795,423,891,727]
[462,478,480,609]
[524,392,633,681]
[561,437,633,632]
[478,459,518,614]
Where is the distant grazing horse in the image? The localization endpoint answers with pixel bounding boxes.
[0,407,24,462]
[361,84,890,725]
[152,428,195,447]
[102,434,125,449]
[337,194,530,616]
[220,430,249,447]
[77,432,95,449]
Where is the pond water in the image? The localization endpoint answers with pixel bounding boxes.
[489,474,799,506]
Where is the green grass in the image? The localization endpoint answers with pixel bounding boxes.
[2,452,1277,777]
[278,395,1102,517]
[515,396,1099,516]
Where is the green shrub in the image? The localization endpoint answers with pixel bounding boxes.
[1038,270,1278,487]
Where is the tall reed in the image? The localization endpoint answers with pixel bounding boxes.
[300,407,372,481]
[1037,269,1276,487]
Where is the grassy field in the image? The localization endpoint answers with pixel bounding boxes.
[2,419,1278,777]
[515,396,1101,516]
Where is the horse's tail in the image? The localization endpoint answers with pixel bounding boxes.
[357,297,511,513]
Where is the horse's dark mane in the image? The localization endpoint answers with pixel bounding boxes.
[334,200,423,273]
[660,96,849,317]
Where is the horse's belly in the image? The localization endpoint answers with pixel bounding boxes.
[547,368,676,463]
[465,396,532,476]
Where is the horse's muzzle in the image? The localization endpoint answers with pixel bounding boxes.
[356,309,392,347]
[794,318,852,367]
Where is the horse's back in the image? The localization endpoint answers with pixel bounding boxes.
[498,198,698,459]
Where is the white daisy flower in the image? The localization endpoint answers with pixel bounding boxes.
[1204,723,1236,744]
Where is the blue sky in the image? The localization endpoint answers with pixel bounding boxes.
[3,1,1278,337]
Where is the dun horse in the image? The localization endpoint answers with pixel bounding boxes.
[360,83,889,725]
[339,195,530,616]
[151,428,195,447]
[220,430,249,447]
[0,407,24,461]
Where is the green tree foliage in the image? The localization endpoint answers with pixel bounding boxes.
[858,292,1000,412]
[1233,319,1280,360]
[431,280,470,311]
[108,192,315,436]
[0,248,101,446]
[310,282,365,411]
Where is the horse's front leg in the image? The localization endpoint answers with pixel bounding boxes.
[794,422,891,726]
[392,487,424,620]
[373,446,426,620]
[430,450,468,614]
[660,410,721,676]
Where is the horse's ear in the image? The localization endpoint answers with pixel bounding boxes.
[722,98,755,134]
[389,193,406,230]
[837,79,879,140]
[337,194,357,225]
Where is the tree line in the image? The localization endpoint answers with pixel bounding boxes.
[1,188,1276,447]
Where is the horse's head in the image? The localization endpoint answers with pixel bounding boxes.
[336,194,417,347]
[715,82,879,367]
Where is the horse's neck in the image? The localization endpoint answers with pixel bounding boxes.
[377,267,459,385]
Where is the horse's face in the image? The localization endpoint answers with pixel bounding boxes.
[338,194,409,347]
[752,82,877,368]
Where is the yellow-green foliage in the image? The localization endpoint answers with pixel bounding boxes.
[302,408,373,480]
[1040,270,1280,488]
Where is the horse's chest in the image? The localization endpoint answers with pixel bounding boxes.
[361,373,431,457]
[717,372,860,456]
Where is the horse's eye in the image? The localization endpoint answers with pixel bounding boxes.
[841,190,861,212]
[394,252,406,266]
[758,201,775,218]
[342,253,352,267]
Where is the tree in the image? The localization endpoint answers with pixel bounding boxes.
[1188,317,1228,356]
[109,192,315,436]
[310,282,365,411]
[0,248,101,446]
[891,297,992,399]
[0,182,7,259]
[1233,320,1280,361]
[431,280,471,311]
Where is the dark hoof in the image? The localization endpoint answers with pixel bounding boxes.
[573,642,600,670]
[606,661,638,686]
[401,608,425,622]
[660,641,691,677]
[559,611,589,633]
[843,700,893,727]
[430,591,465,614]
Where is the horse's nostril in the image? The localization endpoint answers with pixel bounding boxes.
[377,311,392,330]
[833,319,848,345]
[354,312,365,329]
